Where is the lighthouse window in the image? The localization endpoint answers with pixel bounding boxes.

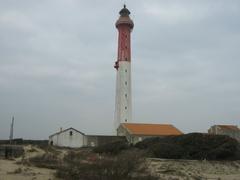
[125,94,127,98]
[125,81,127,85]
[125,106,127,109]
[125,119,127,122]
[125,69,127,72]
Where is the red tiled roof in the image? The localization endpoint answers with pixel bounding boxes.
[218,125,240,131]
[122,123,183,136]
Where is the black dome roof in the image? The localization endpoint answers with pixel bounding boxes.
[119,4,130,16]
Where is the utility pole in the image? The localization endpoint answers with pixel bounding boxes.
[9,116,14,144]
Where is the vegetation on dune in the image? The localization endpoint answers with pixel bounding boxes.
[23,145,62,169]
[93,140,130,154]
[136,133,240,160]
[92,133,240,160]
[150,143,184,159]
[23,133,240,180]
[28,153,60,169]
[56,150,158,180]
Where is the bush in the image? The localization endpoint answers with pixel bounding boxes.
[56,150,158,180]
[28,153,60,169]
[63,149,96,164]
[150,143,184,159]
[135,133,240,160]
[207,139,239,160]
[93,140,129,154]
[135,137,164,149]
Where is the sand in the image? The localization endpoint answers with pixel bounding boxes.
[0,145,58,180]
[148,158,240,180]
[0,159,57,180]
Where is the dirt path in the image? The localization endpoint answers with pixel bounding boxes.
[0,159,57,180]
[0,145,60,180]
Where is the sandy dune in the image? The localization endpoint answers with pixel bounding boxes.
[148,158,240,180]
[0,145,58,180]
[1,145,240,180]
[0,159,56,180]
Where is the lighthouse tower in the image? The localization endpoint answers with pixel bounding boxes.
[114,5,134,129]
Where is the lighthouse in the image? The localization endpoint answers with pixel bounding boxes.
[114,5,134,130]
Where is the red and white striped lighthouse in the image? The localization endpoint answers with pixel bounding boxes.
[114,5,134,129]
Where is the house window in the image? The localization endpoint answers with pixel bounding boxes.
[125,119,127,122]
[69,131,73,136]
[91,142,95,147]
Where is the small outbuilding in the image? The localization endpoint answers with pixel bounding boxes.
[208,125,240,142]
[49,127,86,148]
[117,123,183,144]
[49,128,126,148]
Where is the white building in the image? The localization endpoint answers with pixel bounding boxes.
[49,127,125,148]
[49,127,86,148]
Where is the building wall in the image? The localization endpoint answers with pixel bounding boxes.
[117,125,131,142]
[208,125,240,142]
[117,125,148,144]
[49,129,85,148]
[49,128,127,148]
[85,135,126,147]
[117,125,128,136]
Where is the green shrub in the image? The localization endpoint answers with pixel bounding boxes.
[28,153,60,169]
[135,137,164,149]
[207,138,238,160]
[150,143,184,159]
[135,133,240,160]
[56,150,158,180]
[93,140,129,154]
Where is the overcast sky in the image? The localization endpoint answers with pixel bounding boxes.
[0,0,239,139]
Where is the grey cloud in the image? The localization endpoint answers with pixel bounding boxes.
[0,0,239,139]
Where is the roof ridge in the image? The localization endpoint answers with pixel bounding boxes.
[122,122,173,126]
[218,124,238,127]
[49,127,85,137]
